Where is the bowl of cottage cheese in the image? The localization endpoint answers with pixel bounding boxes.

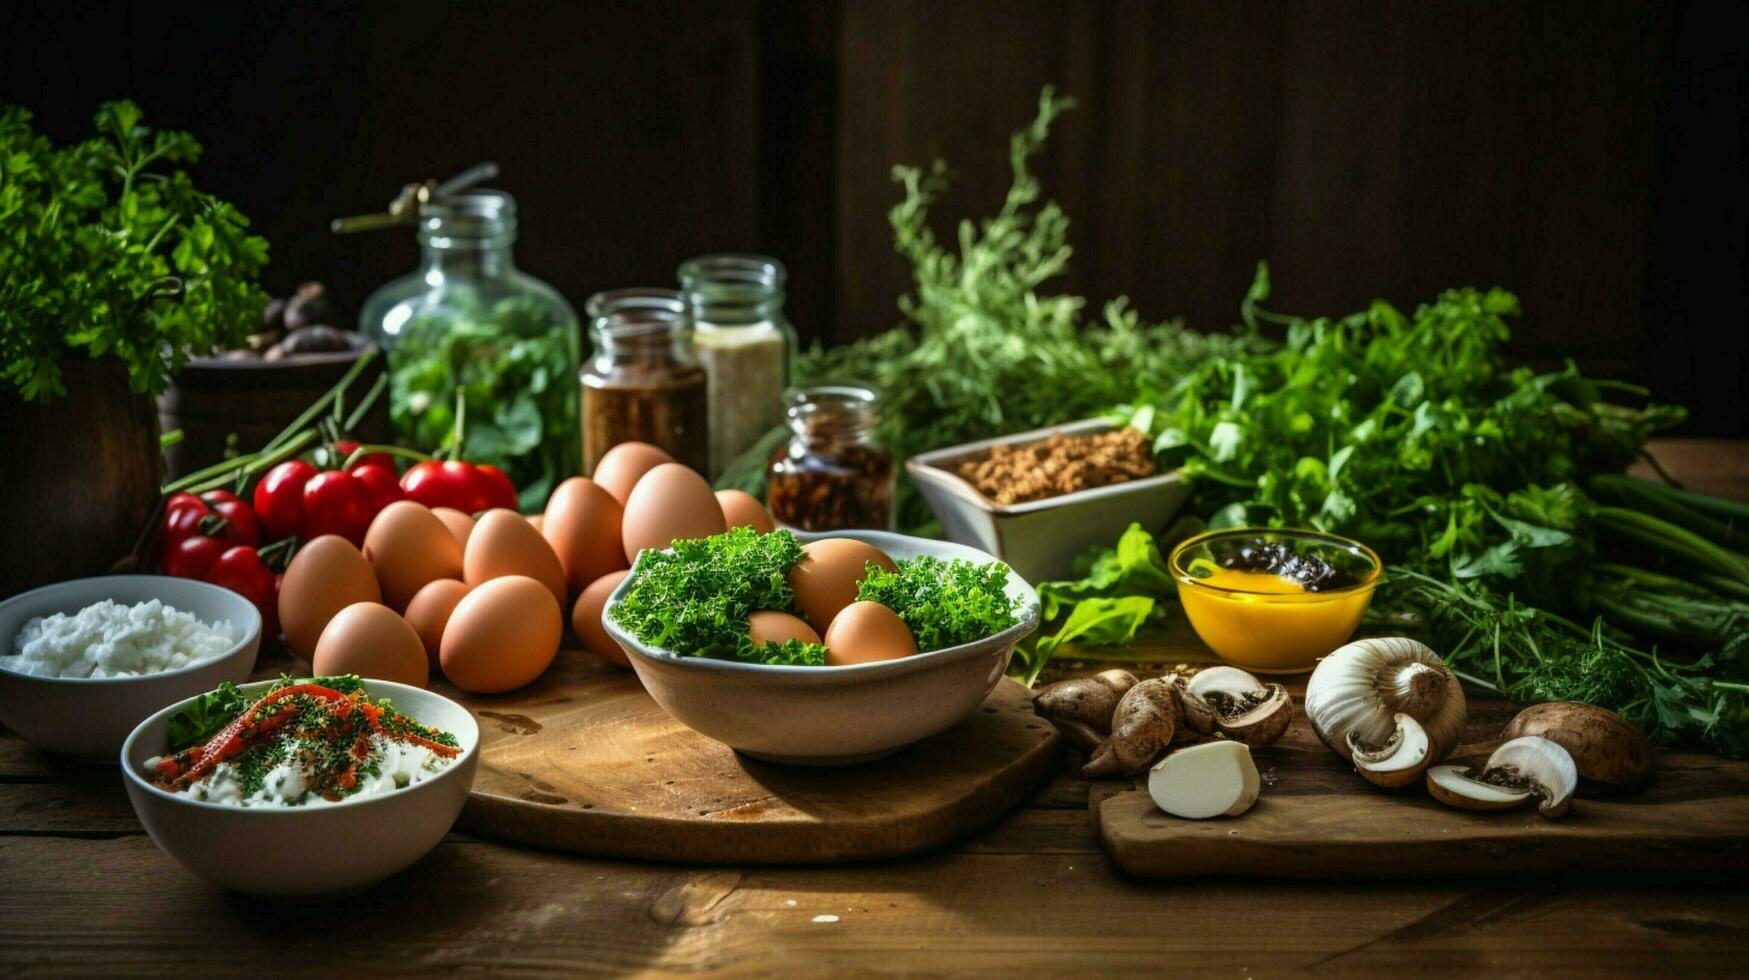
[0,575,261,759]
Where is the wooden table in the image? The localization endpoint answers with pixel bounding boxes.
[3,440,1746,975]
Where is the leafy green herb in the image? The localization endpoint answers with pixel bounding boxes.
[735,637,827,667]
[1107,266,1748,753]
[611,527,816,663]
[165,680,249,751]
[388,296,579,511]
[0,101,269,402]
[716,88,1259,532]
[1012,521,1201,684]
[855,556,1022,651]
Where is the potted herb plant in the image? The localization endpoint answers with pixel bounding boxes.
[0,102,269,597]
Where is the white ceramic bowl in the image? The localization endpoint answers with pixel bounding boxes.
[603,530,1040,765]
[121,678,479,900]
[0,575,262,760]
[907,418,1191,583]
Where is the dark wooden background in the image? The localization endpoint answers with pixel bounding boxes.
[4,0,1744,434]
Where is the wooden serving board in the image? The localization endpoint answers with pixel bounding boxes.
[442,652,1062,864]
[1079,631,1749,878]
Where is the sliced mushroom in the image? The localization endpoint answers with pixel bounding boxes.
[1424,735,1578,818]
[1168,673,1219,736]
[1185,665,1294,747]
[1425,765,1535,811]
[1501,701,1651,790]
[1347,713,1433,788]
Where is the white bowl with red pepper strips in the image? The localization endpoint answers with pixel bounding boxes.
[120,676,478,899]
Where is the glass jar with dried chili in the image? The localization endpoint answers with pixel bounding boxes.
[580,289,709,473]
[767,385,894,531]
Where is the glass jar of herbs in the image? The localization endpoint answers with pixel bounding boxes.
[581,289,709,473]
[358,189,580,511]
[767,385,895,531]
[679,254,794,478]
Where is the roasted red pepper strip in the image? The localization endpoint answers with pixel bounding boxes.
[170,684,347,787]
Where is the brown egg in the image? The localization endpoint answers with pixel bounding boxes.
[823,601,918,666]
[432,507,475,551]
[788,538,898,632]
[715,489,774,533]
[279,535,382,661]
[362,501,463,612]
[747,610,820,648]
[571,569,630,668]
[464,508,568,610]
[620,463,727,563]
[591,441,674,505]
[526,513,544,533]
[545,477,629,595]
[404,578,469,668]
[442,575,562,694]
[312,601,429,687]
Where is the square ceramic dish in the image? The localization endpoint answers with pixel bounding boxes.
[906,418,1190,583]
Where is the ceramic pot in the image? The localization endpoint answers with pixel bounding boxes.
[0,358,162,598]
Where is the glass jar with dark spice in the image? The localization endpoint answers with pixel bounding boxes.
[580,289,708,473]
[767,385,894,531]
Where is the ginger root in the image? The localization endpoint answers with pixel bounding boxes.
[1083,677,1183,778]
[1032,669,1138,751]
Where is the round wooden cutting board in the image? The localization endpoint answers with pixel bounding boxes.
[442,651,1063,864]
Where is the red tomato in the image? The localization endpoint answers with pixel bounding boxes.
[475,464,519,511]
[400,460,517,514]
[204,546,279,637]
[299,470,375,545]
[334,440,396,473]
[199,489,262,547]
[253,460,318,539]
[162,535,225,579]
[351,463,404,512]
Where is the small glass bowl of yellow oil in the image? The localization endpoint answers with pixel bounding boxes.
[1169,527,1382,674]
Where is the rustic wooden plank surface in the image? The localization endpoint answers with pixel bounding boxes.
[453,657,1063,864]
[1,439,1745,974]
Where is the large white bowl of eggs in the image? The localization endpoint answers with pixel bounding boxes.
[601,528,1041,766]
[272,441,810,695]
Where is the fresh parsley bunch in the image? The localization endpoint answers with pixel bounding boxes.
[855,555,1022,651]
[611,528,827,665]
[0,101,269,402]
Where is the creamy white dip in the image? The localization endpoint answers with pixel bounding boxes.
[3,599,236,679]
[147,733,455,808]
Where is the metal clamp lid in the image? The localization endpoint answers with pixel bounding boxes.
[329,161,500,234]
